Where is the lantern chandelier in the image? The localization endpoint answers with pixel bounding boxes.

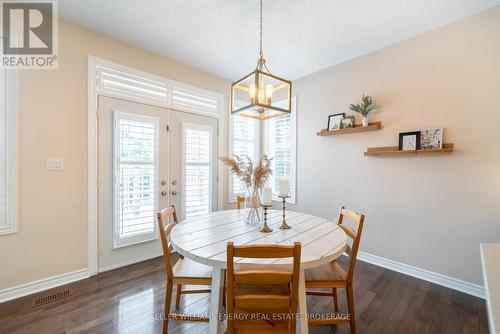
[230,0,292,120]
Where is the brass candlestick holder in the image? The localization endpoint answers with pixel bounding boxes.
[259,204,273,233]
[278,195,291,229]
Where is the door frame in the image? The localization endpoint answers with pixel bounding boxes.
[87,56,227,275]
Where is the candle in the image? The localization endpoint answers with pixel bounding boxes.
[279,180,289,197]
[262,187,272,205]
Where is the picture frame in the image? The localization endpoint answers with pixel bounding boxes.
[327,113,345,131]
[399,131,421,151]
[420,128,443,149]
[340,116,355,129]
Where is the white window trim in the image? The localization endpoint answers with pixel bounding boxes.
[228,97,297,205]
[112,111,160,249]
[0,67,19,235]
[227,113,260,203]
[181,122,214,218]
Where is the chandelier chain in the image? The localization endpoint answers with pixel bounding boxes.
[259,0,263,60]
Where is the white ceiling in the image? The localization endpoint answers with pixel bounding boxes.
[59,0,499,80]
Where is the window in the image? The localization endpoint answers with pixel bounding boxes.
[0,67,18,235]
[229,114,260,201]
[96,65,169,105]
[171,86,220,117]
[182,124,213,218]
[113,112,159,248]
[229,97,296,204]
[263,97,297,204]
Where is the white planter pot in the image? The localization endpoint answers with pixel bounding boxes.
[362,117,369,127]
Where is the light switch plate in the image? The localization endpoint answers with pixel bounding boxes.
[46,157,64,171]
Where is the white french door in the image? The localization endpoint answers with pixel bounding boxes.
[97,96,169,271]
[97,97,218,271]
[170,111,218,222]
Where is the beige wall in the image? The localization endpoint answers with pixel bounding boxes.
[290,6,500,285]
[3,6,500,292]
[0,20,230,290]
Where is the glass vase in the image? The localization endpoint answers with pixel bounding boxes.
[243,186,262,225]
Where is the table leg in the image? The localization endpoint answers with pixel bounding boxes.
[208,268,225,334]
[297,269,309,334]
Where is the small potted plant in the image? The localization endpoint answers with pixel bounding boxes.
[349,94,378,127]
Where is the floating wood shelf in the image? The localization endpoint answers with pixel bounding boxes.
[317,121,382,136]
[364,143,454,156]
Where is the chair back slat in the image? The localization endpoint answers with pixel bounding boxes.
[232,244,297,258]
[337,206,365,282]
[226,242,301,334]
[157,205,179,280]
[338,223,357,240]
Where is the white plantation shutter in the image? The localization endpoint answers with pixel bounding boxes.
[183,125,212,218]
[230,115,259,199]
[172,86,219,116]
[0,66,18,235]
[96,66,169,106]
[114,112,159,247]
[263,97,296,203]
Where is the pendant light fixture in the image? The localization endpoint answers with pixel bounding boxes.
[231,0,292,120]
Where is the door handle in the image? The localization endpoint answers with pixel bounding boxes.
[161,191,167,196]
[171,190,177,196]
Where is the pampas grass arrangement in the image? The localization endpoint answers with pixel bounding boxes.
[220,155,273,192]
[221,155,273,224]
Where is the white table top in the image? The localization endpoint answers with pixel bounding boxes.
[170,209,347,269]
[481,243,500,334]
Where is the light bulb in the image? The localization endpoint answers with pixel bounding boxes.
[265,84,273,105]
[249,84,256,103]
[258,87,265,104]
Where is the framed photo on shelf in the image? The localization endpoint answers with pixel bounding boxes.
[327,113,345,131]
[340,116,355,129]
[420,128,443,149]
[399,131,421,151]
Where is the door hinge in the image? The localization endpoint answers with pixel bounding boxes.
[166,124,170,132]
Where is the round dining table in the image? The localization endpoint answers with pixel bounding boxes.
[170,209,347,334]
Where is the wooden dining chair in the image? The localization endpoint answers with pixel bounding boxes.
[226,242,301,334]
[236,195,259,209]
[157,205,213,333]
[236,196,246,209]
[304,206,365,334]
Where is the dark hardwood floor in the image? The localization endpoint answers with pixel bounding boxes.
[0,255,488,334]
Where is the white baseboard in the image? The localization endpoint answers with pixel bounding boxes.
[0,268,90,304]
[98,252,163,273]
[0,252,164,304]
[357,251,485,299]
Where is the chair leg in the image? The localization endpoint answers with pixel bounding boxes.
[175,284,182,309]
[332,288,339,312]
[222,274,226,308]
[346,285,356,334]
[163,281,173,334]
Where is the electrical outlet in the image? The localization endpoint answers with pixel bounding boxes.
[46,157,64,171]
